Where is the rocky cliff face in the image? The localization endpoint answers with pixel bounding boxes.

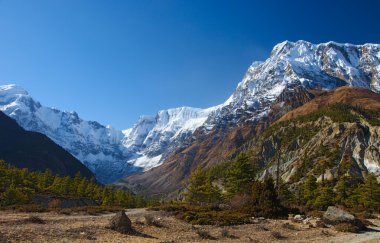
[251,99,380,186]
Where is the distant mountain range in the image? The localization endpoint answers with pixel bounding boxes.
[0,111,94,178]
[1,40,379,189]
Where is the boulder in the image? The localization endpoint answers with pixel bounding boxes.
[109,210,132,233]
[323,206,365,230]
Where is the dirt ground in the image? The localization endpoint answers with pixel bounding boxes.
[0,208,379,243]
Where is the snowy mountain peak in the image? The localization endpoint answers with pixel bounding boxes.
[0,84,218,183]
[1,41,380,184]
[0,84,29,96]
[207,41,380,125]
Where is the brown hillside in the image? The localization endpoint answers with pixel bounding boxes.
[278,87,380,122]
[119,86,317,195]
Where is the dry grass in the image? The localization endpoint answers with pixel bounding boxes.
[23,215,46,224]
[58,206,124,215]
[271,231,286,240]
[195,228,216,240]
[334,223,361,233]
[1,209,378,242]
[281,222,297,230]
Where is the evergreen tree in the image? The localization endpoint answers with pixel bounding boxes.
[359,173,380,210]
[344,185,362,208]
[302,175,317,208]
[1,184,28,206]
[277,178,292,207]
[314,185,334,210]
[250,176,283,217]
[334,175,351,205]
[184,165,221,204]
[76,178,87,197]
[225,152,255,197]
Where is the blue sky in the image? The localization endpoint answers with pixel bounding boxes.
[0,0,379,129]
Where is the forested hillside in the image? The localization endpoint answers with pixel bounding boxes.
[0,160,146,208]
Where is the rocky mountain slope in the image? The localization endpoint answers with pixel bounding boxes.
[0,84,216,183]
[251,89,380,185]
[0,111,94,178]
[121,41,380,195]
[1,40,379,186]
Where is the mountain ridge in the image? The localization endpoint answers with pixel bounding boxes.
[120,40,380,195]
[1,40,379,185]
[0,110,94,178]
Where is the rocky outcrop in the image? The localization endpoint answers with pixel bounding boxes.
[109,210,132,233]
[323,206,365,230]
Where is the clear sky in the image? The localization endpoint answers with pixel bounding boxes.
[0,0,379,129]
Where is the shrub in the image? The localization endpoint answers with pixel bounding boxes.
[180,210,250,226]
[306,210,324,218]
[282,223,297,230]
[48,199,61,209]
[195,228,216,240]
[271,231,286,240]
[229,193,250,209]
[1,204,47,213]
[334,223,361,233]
[24,215,45,224]
[57,206,123,215]
[220,227,237,238]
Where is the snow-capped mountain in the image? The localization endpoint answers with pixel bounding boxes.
[0,84,216,183]
[207,40,380,126]
[1,40,379,185]
[120,40,380,195]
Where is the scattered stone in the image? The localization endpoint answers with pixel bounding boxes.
[292,214,304,223]
[109,210,133,233]
[250,219,260,224]
[309,219,325,228]
[302,217,311,225]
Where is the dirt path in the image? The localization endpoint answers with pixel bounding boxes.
[326,226,380,243]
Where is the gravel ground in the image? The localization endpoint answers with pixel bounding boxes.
[0,209,379,243]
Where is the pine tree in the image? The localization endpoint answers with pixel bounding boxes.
[302,175,317,208]
[225,152,255,197]
[1,184,28,206]
[314,185,334,210]
[359,173,380,210]
[76,178,87,197]
[184,165,221,204]
[334,175,350,205]
[277,178,292,207]
[250,176,283,217]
